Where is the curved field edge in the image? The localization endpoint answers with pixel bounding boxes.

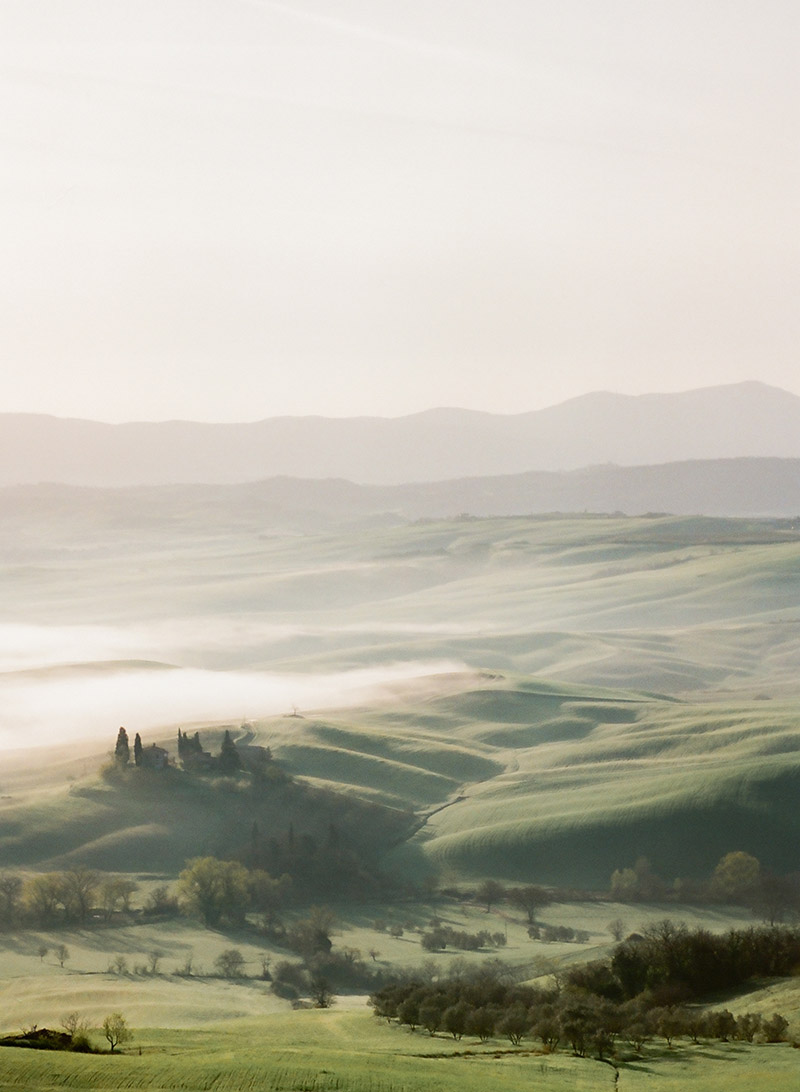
[0,1011,796,1092]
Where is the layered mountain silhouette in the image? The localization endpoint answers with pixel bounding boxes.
[3,381,800,487]
[3,458,800,534]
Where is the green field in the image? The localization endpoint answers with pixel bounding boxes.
[0,1009,797,1092]
[2,513,800,1087]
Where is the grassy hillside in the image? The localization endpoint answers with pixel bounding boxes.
[0,743,411,874]
[258,677,800,885]
[3,513,800,883]
[4,670,798,887]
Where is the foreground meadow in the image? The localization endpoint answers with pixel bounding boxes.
[0,1009,797,1092]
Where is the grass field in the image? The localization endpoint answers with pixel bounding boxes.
[0,1008,797,1092]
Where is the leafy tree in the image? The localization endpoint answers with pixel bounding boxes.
[707,1008,737,1042]
[102,1012,132,1052]
[178,857,249,927]
[497,1004,528,1045]
[442,1001,469,1040]
[55,943,70,968]
[711,851,760,903]
[114,728,130,766]
[762,1012,789,1042]
[397,995,421,1030]
[418,997,444,1035]
[465,1005,496,1042]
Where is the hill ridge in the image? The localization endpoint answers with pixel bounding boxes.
[3,382,800,486]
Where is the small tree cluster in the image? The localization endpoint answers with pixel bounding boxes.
[0,867,129,929]
[420,924,505,952]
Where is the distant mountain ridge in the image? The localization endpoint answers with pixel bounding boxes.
[3,381,800,486]
[3,458,800,533]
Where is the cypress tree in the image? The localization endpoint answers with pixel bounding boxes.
[218,729,243,774]
[114,727,130,766]
[133,732,143,767]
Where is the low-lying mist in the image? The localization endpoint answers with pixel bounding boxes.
[0,657,467,750]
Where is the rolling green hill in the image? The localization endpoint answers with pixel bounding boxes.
[3,514,800,886]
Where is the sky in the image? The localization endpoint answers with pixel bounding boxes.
[2,0,799,422]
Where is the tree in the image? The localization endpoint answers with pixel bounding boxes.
[711,851,760,903]
[310,974,334,1008]
[215,948,245,977]
[114,727,130,766]
[476,880,506,913]
[61,1012,89,1037]
[762,1013,789,1042]
[442,1001,469,1040]
[55,944,70,968]
[508,885,551,924]
[133,733,143,767]
[419,998,444,1035]
[61,866,98,925]
[102,1012,132,1052]
[178,857,250,927]
[749,872,799,925]
[0,873,22,928]
[497,1004,528,1045]
[248,869,291,928]
[218,729,243,774]
[99,877,139,921]
[607,917,627,942]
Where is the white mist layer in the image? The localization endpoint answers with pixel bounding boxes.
[0,621,487,674]
[0,660,467,750]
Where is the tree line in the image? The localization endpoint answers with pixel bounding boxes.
[0,868,137,929]
[609,851,800,922]
[371,922,795,1060]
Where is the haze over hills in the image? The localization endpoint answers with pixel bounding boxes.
[4,381,800,487]
[2,457,799,538]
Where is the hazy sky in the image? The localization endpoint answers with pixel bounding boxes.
[2,1,798,421]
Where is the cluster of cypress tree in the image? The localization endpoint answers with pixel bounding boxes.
[114,727,143,767]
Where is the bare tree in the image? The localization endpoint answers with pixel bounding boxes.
[214,949,245,978]
[310,974,334,1008]
[476,880,506,913]
[61,1012,89,1037]
[508,885,551,924]
[607,918,627,942]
